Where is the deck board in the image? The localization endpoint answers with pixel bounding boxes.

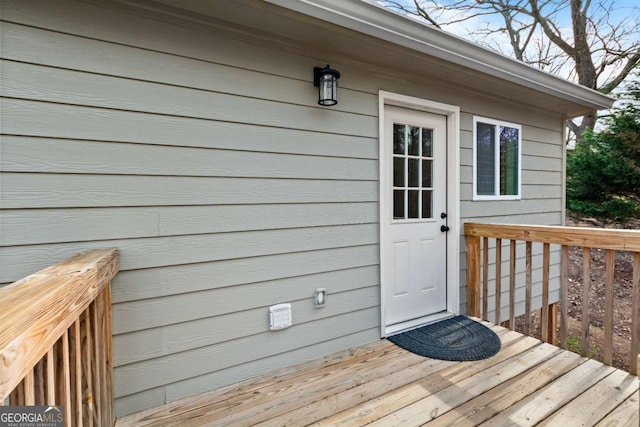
[478,359,616,427]
[116,321,639,427]
[596,393,640,426]
[422,349,585,426]
[538,368,639,426]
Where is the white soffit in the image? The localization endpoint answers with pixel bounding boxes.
[266,0,613,113]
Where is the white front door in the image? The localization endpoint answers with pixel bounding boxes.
[381,105,449,332]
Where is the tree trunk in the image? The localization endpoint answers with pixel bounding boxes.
[569,114,597,145]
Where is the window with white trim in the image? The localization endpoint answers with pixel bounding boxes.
[473,116,521,200]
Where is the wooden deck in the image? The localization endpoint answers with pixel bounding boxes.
[116,321,639,426]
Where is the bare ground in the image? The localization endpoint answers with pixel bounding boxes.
[514,216,638,371]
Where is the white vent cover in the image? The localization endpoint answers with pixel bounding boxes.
[269,303,292,330]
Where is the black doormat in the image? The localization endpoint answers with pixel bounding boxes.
[388,315,501,361]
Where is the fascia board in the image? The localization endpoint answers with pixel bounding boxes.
[265,0,615,112]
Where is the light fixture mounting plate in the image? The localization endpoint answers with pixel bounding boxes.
[313,65,340,87]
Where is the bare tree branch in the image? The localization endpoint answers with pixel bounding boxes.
[600,51,640,94]
[374,0,640,141]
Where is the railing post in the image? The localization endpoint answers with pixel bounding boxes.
[631,252,640,375]
[582,247,592,357]
[560,245,569,349]
[541,243,550,343]
[495,238,502,325]
[604,249,615,366]
[466,235,481,318]
[0,249,118,426]
[508,240,516,329]
[525,241,532,336]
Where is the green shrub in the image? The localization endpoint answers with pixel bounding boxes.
[566,78,640,223]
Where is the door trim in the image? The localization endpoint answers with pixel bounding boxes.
[379,91,461,337]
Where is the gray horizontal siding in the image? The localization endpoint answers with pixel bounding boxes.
[0,0,392,101]
[1,0,570,417]
[2,0,565,129]
[1,99,377,158]
[0,173,377,209]
[111,245,379,303]
[0,22,378,116]
[1,0,384,416]
[1,203,378,246]
[1,136,377,180]
[113,307,380,397]
[0,224,378,282]
[1,60,377,137]
[112,265,380,335]
[113,278,380,365]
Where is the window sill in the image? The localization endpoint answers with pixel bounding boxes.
[472,195,522,201]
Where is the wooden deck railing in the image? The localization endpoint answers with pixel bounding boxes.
[0,249,119,426]
[465,223,640,374]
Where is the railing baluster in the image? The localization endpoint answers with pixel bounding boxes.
[560,245,569,349]
[465,235,481,318]
[495,238,502,325]
[10,379,24,406]
[582,247,591,357]
[525,241,532,336]
[604,249,615,366]
[482,237,489,321]
[82,308,94,427]
[103,284,114,425]
[62,331,72,427]
[74,319,83,427]
[631,252,640,375]
[34,356,45,405]
[46,348,55,405]
[24,371,35,406]
[91,301,101,425]
[509,240,516,329]
[541,243,550,343]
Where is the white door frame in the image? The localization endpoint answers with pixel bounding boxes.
[379,91,461,336]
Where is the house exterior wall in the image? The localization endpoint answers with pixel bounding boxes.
[0,0,562,417]
[459,113,564,320]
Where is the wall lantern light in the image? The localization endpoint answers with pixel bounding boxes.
[313,64,341,106]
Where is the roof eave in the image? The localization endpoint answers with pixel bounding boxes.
[265,0,615,114]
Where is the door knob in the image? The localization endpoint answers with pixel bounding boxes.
[440,225,450,232]
[440,212,447,219]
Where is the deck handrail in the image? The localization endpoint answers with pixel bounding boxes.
[465,222,640,374]
[0,249,119,426]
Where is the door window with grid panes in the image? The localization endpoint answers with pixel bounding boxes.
[393,124,434,220]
